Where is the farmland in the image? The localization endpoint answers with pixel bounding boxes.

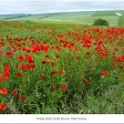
[0,10,124,26]
[0,20,124,114]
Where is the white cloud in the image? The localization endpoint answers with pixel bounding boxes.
[0,0,124,14]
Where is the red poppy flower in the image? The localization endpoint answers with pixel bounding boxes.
[44,54,49,58]
[76,56,80,60]
[0,74,4,82]
[0,50,3,55]
[25,54,34,63]
[59,69,65,74]
[18,55,24,62]
[112,62,117,67]
[17,72,22,77]
[26,64,35,69]
[42,60,47,64]
[40,74,44,79]
[0,88,7,95]
[51,62,55,66]
[15,64,19,68]
[86,51,90,56]
[52,84,57,90]
[12,89,18,95]
[6,52,13,58]
[20,65,27,70]
[3,65,10,72]
[84,79,89,84]
[101,71,109,75]
[83,99,87,103]
[61,84,66,91]
[0,103,7,111]
[56,54,60,59]
[19,95,24,101]
[120,66,124,69]
[52,70,56,75]
[3,72,10,79]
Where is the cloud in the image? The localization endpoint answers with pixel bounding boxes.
[0,0,124,14]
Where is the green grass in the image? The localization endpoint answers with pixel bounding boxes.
[92,10,124,16]
[0,11,95,21]
[0,14,31,20]
[65,16,119,26]
[8,15,119,26]
[120,16,124,26]
[1,10,124,26]
[91,10,124,26]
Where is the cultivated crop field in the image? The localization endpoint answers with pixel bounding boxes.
[0,21,124,114]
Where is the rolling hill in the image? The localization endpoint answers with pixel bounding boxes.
[0,10,124,26]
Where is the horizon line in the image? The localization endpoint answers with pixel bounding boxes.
[0,9,124,15]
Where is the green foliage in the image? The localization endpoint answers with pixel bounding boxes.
[93,18,109,26]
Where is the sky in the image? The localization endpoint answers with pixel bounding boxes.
[0,0,124,15]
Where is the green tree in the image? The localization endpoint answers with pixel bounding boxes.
[93,18,109,26]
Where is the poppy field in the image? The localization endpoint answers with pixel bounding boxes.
[0,21,124,114]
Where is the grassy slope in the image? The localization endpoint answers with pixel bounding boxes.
[92,10,124,16]
[120,16,124,26]
[65,16,118,26]
[1,10,124,26]
[39,11,94,20]
[2,11,94,21]
[91,10,124,26]
[0,14,31,20]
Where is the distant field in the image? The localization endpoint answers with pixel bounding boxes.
[0,11,95,21]
[0,14,31,20]
[64,16,118,26]
[0,10,124,26]
[120,16,124,26]
[92,10,124,16]
[91,10,124,26]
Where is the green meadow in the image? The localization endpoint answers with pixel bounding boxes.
[0,10,124,26]
[0,10,124,114]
